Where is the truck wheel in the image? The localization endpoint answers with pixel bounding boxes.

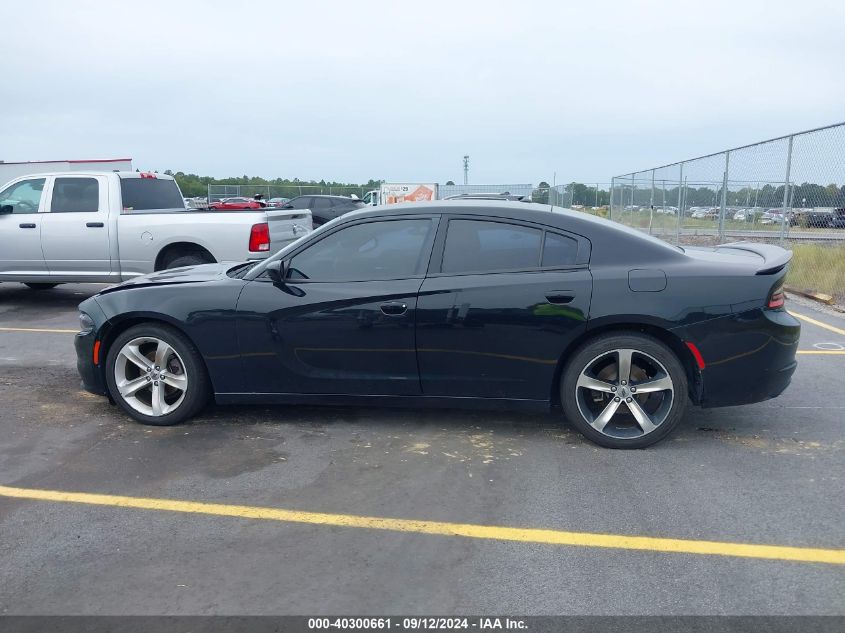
[24,283,59,290]
[165,253,210,269]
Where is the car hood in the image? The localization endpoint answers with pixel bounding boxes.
[98,263,235,295]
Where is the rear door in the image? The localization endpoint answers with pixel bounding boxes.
[416,215,593,401]
[0,177,48,276]
[40,175,112,279]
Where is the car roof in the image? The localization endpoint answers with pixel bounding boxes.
[297,194,360,200]
[339,200,685,264]
[3,170,176,181]
[343,200,603,228]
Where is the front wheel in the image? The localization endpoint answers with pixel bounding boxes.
[105,323,211,426]
[560,333,688,449]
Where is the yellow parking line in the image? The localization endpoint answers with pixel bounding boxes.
[0,485,842,565]
[797,350,845,355]
[788,310,845,337]
[0,326,77,334]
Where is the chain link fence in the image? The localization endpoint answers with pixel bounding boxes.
[609,122,845,303]
[440,183,534,199]
[548,183,612,215]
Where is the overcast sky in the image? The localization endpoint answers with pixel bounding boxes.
[2,0,843,184]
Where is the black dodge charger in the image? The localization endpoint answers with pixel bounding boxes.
[75,201,800,448]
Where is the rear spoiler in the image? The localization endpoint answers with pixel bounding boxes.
[716,241,793,275]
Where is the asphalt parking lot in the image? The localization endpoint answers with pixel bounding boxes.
[0,283,843,615]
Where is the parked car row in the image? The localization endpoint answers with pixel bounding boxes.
[207,195,366,226]
[789,207,845,228]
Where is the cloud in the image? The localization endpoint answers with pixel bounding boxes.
[1,0,843,183]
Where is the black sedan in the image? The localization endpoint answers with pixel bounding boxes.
[282,194,367,226]
[75,201,800,448]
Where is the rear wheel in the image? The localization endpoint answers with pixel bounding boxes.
[24,283,59,290]
[105,323,210,426]
[165,253,211,269]
[560,333,688,448]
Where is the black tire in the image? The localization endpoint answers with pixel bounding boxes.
[24,283,59,290]
[105,323,211,426]
[560,333,688,449]
[165,253,211,269]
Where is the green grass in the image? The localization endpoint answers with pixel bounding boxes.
[787,244,845,304]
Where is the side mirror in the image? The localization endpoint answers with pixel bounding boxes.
[266,259,289,284]
[0,204,13,215]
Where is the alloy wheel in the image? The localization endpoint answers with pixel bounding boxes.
[114,336,188,417]
[575,348,675,439]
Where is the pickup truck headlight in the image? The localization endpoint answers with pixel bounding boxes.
[78,312,95,334]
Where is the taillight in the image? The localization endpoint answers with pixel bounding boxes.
[249,222,270,252]
[768,284,785,309]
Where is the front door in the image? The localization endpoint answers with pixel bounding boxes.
[40,175,113,280]
[0,177,48,277]
[235,216,438,395]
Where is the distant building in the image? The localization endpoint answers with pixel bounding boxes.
[0,158,133,185]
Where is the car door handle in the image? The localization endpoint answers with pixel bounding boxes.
[380,302,408,316]
[545,292,575,305]
[86,222,104,228]
[19,223,36,229]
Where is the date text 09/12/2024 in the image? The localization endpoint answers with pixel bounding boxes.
[307,618,527,630]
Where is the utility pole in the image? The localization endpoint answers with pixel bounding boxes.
[463,155,469,185]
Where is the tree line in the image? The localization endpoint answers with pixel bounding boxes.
[161,171,844,209]
[162,170,384,199]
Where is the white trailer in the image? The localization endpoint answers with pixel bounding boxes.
[363,183,439,206]
[0,158,133,184]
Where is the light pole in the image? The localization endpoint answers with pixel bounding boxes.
[463,155,469,185]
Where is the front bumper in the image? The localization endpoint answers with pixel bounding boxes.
[674,307,800,408]
[75,297,110,397]
[75,329,108,396]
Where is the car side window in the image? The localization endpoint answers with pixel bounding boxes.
[0,178,46,214]
[288,219,433,282]
[311,198,332,211]
[542,232,579,267]
[441,219,542,274]
[51,178,100,213]
[288,197,310,209]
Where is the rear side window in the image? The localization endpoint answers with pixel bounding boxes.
[120,177,184,211]
[542,232,578,266]
[287,197,311,209]
[51,178,99,213]
[441,219,542,274]
[311,198,332,211]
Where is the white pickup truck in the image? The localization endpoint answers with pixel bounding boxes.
[0,171,312,288]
